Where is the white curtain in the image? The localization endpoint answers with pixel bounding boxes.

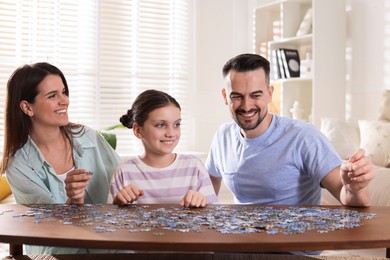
[0,0,192,157]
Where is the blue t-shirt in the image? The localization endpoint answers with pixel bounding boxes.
[206,115,341,205]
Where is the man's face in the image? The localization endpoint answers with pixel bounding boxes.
[223,68,273,135]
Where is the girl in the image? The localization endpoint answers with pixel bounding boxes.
[110,89,218,207]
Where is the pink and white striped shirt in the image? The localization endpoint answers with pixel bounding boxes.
[109,154,218,204]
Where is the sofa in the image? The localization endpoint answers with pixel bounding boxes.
[320,90,390,207]
[319,90,390,258]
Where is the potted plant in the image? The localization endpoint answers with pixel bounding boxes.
[97,124,124,150]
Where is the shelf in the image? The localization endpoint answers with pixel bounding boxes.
[271,77,312,85]
[252,0,346,126]
[269,34,312,48]
[254,0,311,10]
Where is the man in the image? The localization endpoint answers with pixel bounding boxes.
[206,53,375,207]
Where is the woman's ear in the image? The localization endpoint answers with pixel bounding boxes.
[133,123,143,139]
[20,101,33,117]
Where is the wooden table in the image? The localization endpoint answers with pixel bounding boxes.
[0,204,389,258]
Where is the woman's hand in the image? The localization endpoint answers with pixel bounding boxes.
[64,169,92,204]
[180,190,207,208]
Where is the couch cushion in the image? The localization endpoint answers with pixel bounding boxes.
[368,166,390,206]
[320,118,360,160]
[378,89,390,122]
[0,176,12,201]
[322,165,390,207]
[359,120,390,168]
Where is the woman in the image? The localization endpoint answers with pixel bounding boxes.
[0,62,122,253]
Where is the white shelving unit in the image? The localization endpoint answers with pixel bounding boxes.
[251,0,346,127]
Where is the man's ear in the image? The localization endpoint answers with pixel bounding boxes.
[222,88,228,105]
[132,123,143,139]
[20,101,33,117]
[268,85,274,104]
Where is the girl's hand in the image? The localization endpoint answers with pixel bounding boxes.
[180,190,207,208]
[113,184,144,204]
[64,169,92,204]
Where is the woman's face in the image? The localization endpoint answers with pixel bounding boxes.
[136,104,181,156]
[23,74,69,130]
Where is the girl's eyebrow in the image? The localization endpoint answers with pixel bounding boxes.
[151,118,181,123]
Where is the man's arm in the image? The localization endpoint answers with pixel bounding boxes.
[321,149,375,207]
[209,174,222,195]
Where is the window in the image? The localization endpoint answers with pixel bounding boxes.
[0,0,192,157]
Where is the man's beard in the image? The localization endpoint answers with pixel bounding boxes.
[234,108,268,131]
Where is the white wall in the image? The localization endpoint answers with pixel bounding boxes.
[192,0,388,154]
[192,0,252,154]
[346,0,388,121]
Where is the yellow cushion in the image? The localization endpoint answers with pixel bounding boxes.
[0,176,12,201]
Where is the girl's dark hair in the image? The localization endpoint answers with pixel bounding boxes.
[120,89,181,129]
[1,62,83,174]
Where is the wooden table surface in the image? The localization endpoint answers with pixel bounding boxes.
[0,204,389,257]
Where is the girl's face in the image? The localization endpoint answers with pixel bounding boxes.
[135,103,181,156]
[21,74,69,130]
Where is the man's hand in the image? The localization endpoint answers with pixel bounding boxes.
[340,148,375,192]
[338,148,375,207]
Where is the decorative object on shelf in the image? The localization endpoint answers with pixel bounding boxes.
[289,101,305,121]
[296,8,312,36]
[280,48,300,78]
[300,52,312,78]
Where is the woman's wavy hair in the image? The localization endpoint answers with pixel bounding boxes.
[0,62,83,174]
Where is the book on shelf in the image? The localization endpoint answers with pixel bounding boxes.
[276,49,286,79]
[279,48,300,78]
[271,48,300,79]
[271,49,282,79]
